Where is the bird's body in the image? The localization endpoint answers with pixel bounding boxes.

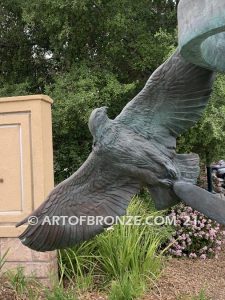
[16,50,225,252]
[92,115,178,187]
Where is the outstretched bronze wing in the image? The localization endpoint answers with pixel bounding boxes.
[17,152,139,251]
[116,50,215,151]
[116,50,215,211]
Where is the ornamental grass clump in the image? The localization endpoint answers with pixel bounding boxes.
[167,204,225,259]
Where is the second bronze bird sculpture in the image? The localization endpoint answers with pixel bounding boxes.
[17,50,225,252]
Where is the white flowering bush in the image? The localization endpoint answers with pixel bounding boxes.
[166,204,225,259]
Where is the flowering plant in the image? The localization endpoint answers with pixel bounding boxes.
[166,204,225,259]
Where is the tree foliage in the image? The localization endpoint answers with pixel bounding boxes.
[178,74,225,165]
[46,65,137,181]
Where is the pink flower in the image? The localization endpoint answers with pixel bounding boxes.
[187,207,193,213]
[182,234,187,240]
[166,204,224,259]
[189,253,197,258]
[175,250,182,257]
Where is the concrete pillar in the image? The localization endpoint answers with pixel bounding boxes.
[0,95,57,284]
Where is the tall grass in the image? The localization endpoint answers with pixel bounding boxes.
[45,285,78,300]
[5,267,78,300]
[96,199,164,279]
[6,267,42,299]
[0,248,9,271]
[58,240,98,285]
[59,194,173,299]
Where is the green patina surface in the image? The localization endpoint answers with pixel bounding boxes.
[178,0,225,72]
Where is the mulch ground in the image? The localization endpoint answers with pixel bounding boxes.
[141,247,225,300]
[0,278,17,300]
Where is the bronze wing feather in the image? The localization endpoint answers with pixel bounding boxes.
[116,50,215,151]
[16,152,139,251]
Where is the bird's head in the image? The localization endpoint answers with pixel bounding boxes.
[88,106,109,139]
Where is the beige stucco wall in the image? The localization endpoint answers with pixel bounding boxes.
[0,95,54,237]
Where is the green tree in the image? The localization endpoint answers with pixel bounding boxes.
[0,0,52,93]
[46,64,136,182]
[20,0,177,77]
[178,74,225,166]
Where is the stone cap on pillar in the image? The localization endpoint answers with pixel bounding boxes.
[0,94,53,104]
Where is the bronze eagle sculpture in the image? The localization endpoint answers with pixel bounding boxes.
[16,50,225,252]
